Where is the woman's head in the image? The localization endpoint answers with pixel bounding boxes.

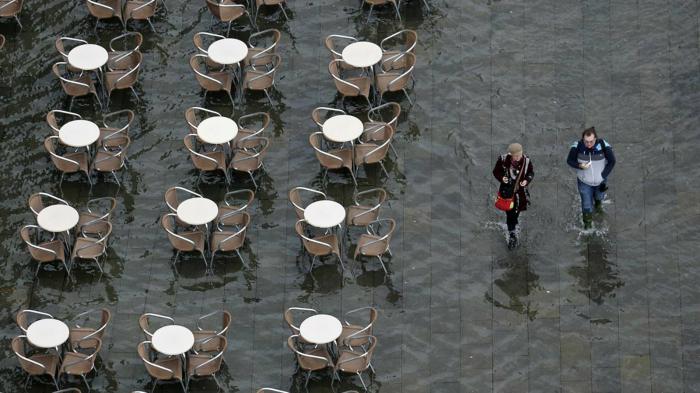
[508,143,523,161]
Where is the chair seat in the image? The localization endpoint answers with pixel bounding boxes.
[107,51,139,71]
[298,347,332,371]
[178,231,206,252]
[26,353,59,376]
[327,148,353,169]
[72,237,106,259]
[308,233,340,257]
[362,122,391,142]
[35,240,66,262]
[192,330,219,352]
[199,150,227,170]
[380,51,411,71]
[375,71,407,93]
[70,327,98,347]
[210,230,244,252]
[230,150,261,171]
[93,151,123,171]
[243,70,273,90]
[153,356,183,380]
[60,351,92,374]
[336,349,367,373]
[346,205,378,226]
[346,76,372,98]
[64,152,90,173]
[98,128,129,147]
[187,354,219,376]
[208,72,234,92]
[337,324,370,347]
[354,233,388,257]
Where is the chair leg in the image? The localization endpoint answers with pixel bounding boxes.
[235,249,249,268]
[227,21,232,37]
[210,250,217,268]
[227,91,235,111]
[160,0,169,12]
[94,257,104,274]
[304,370,312,388]
[147,18,156,33]
[379,161,390,177]
[357,371,368,390]
[69,96,75,111]
[366,4,373,22]
[200,250,208,269]
[393,2,401,21]
[422,0,430,11]
[51,375,60,390]
[403,88,413,106]
[364,95,373,110]
[150,378,158,393]
[279,4,289,19]
[81,373,91,393]
[263,89,273,106]
[14,15,22,30]
[130,86,140,102]
[248,171,258,188]
[377,255,388,274]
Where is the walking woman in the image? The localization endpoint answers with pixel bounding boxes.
[492,143,534,248]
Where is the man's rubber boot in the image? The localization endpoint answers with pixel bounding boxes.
[582,212,593,229]
[508,231,518,249]
[594,199,603,213]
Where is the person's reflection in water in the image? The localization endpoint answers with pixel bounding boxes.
[485,254,541,320]
[569,236,623,304]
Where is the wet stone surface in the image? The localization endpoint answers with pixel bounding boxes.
[1,0,700,392]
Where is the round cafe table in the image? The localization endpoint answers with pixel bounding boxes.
[341,41,382,69]
[26,319,70,349]
[304,200,345,229]
[207,38,249,66]
[176,197,218,226]
[67,44,109,71]
[151,325,195,356]
[59,119,100,150]
[299,314,343,345]
[37,204,80,233]
[322,115,364,143]
[197,116,238,145]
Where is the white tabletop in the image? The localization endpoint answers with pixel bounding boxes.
[322,115,364,143]
[208,38,249,65]
[342,41,382,68]
[59,119,100,148]
[151,325,195,356]
[197,116,239,145]
[304,200,345,229]
[37,204,79,233]
[26,319,70,349]
[299,314,343,345]
[68,44,109,71]
[177,197,218,226]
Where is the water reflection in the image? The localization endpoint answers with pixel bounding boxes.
[485,253,541,320]
[568,235,623,305]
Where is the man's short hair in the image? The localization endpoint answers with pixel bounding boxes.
[582,127,597,139]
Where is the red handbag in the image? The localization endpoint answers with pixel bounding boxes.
[494,157,528,212]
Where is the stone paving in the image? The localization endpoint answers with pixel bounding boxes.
[1,0,699,392]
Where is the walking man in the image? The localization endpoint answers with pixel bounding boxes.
[567,127,616,228]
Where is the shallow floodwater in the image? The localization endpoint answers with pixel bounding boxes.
[1,0,700,392]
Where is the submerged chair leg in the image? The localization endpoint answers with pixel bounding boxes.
[279,4,289,20]
[235,249,248,268]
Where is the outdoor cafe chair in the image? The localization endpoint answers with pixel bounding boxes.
[192,31,226,70]
[353,218,395,274]
[108,32,143,71]
[20,225,70,277]
[241,54,281,106]
[123,0,158,32]
[161,213,207,269]
[184,134,230,184]
[234,111,270,148]
[379,29,417,72]
[337,307,377,353]
[324,35,358,70]
[192,310,232,352]
[52,62,102,110]
[77,197,117,235]
[164,186,202,219]
[311,106,345,130]
[12,335,60,390]
[99,109,135,149]
[86,0,123,31]
[16,309,54,333]
[375,52,416,105]
[366,101,400,157]
[186,336,227,391]
[205,0,254,37]
[328,59,372,109]
[138,313,175,339]
[104,51,142,107]
[335,335,377,390]
[137,341,185,393]
[254,0,288,22]
[283,307,317,343]
[0,0,23,29]
[287,335,335,388]
[229,136,269,188]
[93,136,130,185]
[362,0,400,22]
[71,220,112,275]
[58,337,102,391]
[309,131,356,185]
[354,124,394,178]
[44,136,92,185]
[69,308,111,351]
[295,219,344,271]
[216,189,255,229]
[246,28,281,68]
[55,37,88,73]
[346,188,386,227]
[190,54,235,109]
[210,211,250,268]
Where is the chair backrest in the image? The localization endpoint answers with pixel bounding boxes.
[124,0,157,20]
[310,107,345,129]
[328,59,362,97]
[191,336,227,376]
[244,54,281,90]
[46,109,81,134]
[137,341,177,379]
[248,28,281,58]
[256,389,289,393]
[55,36,87,59]
[87,0,121,18]
[0,0,22,16]
[184,134,221,171]
[283,307,317,335]
[138,313,174,338]
[52,62,92,97]
[368,102,401,129]
[72,308,112,341]
[238,112,270,137]
[287,335,332,370]
[197,310,232,336]
[324,34,357,60]
[65,338,102,373]
[288,187,326,219]
[205,0,245,21]
[161,214,199,252]
[44,136,82,173]
[190,54,225,91]
[380,29,418,54]
[308,132,345,169]
[94,138,130,171]
[109,32,143,53]
[28,192,68,216]
[193,31,225,54]
[232,137,269,169]
[102,109,135,135]
[184,107,220,133]
[359,218,396,256]
[20,225,61,262]
[164,186,201,212]
[0,34,5,49]
[84,197,118,223]
[355,126,395,165]
[221,189,255,213]
[342,307,378,346]
[16,309,53,333]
